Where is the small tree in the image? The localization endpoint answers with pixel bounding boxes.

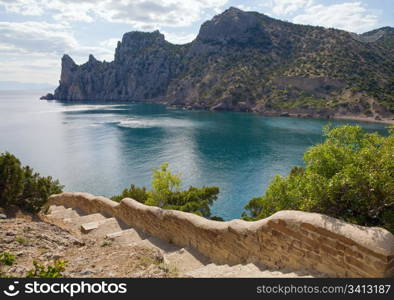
[0,153,24,207]
[111,184,148,203]
[112,163,220,218]
[0,152,63,213]
[18,166,63,212]
[147,163,181,207]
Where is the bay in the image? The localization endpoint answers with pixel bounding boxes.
[0,90,389,220]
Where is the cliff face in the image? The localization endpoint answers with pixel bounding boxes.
[54,31,185,101]
[51,7,394,119]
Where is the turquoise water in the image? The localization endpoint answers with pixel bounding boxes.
[0,90,389,219]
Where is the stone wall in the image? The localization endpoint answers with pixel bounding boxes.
[48,192,394,277]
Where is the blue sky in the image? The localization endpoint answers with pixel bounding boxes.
[0,0,393,86]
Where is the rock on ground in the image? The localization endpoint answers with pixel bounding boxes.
[0,216,178,278]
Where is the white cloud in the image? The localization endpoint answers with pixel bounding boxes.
[99,38,120,51]
[0,20,117,84]
[260,0,314,16]
[0,0,45,16]
[233,4,255,12]
[0,21,77,55]
[0,0,228,28]
[269,0,314,15]
[0,55,60,84]
[293,2,379,33]
[0,20,115,59]
[162,31,196,44]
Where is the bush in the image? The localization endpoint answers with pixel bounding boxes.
[0,252,15,266]
[243,125,394,233]
[0,252,16,278]
[111,184,148,203]
[112,163,220,218]
[26,260,67,278]
[0,153,24,207]
[0,152,63,213]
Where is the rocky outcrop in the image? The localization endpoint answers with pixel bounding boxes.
[53,31,184,101]
[40,93,54,100]
[48,7,394,119]
[49,192,394,278]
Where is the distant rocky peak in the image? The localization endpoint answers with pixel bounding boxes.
[209,6,249,26]
[121,30,165,46]
[59,54,77,85]
[88,54,98,63]
[61,54,77,68]
[196,7,271,47]
[222,6,243,15]
[115,30,166,62]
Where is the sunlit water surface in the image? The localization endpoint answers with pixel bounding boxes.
[0,91,388,219]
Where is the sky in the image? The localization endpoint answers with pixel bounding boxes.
[0,0,393,87]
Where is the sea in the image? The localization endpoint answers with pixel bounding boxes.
[0,90,389,220]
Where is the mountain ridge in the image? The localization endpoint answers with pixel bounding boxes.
[46,7,394,121]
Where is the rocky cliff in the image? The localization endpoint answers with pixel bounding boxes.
[48,7,394,120]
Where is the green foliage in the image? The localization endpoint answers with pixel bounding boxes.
[160,186,220,217]
[111,184,148,203]
[26,260,67,278]
[0,252,15,266]
[243,125,394,233]
[147,163,181,207]
[0,152,63,213]
[210,216,224,221]
[0,153,24,208]
[112,163,219,218]
[15,236,28,245]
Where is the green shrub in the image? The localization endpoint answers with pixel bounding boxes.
[112,163,219,218]
[0,153,24,208]
[15,236,28,245]
[243,125,394,233]
[0,252,15,266]
[26,260,67,278]
[146,163,182,208]
[111,184,148,203]
[0,152,63,213]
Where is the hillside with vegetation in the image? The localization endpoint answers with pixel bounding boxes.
[46,7,394,121]
[243,125,394,234]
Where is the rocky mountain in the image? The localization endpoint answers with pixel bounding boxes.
[47,7,394,120]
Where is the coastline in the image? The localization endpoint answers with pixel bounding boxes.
[254,111,394,125]
[331,114,394,125]
[173,103,394,126]
[41,96,394,126]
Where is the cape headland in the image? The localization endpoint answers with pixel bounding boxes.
[43,7,394,123]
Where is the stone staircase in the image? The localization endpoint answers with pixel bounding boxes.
[46,205,317,278]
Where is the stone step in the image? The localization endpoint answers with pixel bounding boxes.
[45,206,318,278]
[48,205,68,214]
[186,263,262,278]
[132,236,180,254]
[64,213,107,227]
[47,207,81,219]
[80,217,129,238]
[185,263,224,278]
[105,228,146,244]
[164,247,209,273]
[186,263,316,278]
